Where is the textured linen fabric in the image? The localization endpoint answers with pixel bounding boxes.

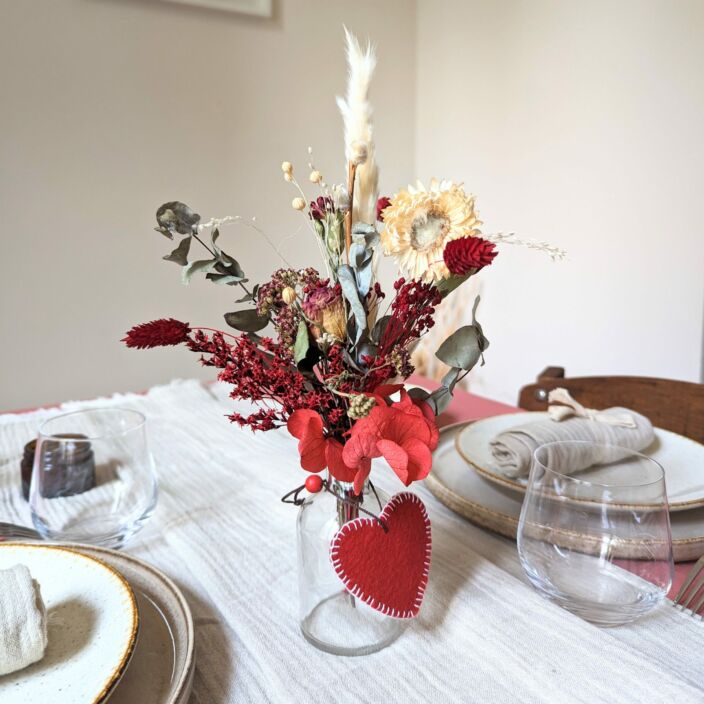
[0,564,48,676]
[490,408,655,478]
[0,380,703,703]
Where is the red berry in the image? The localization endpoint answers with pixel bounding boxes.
[305,475,323,493]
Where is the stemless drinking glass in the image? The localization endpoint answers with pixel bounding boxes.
[517,441,674,626]
[30,408,158,549]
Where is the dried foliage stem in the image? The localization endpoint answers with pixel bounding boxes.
[484,232,567,261]
[192,233,251,297]
[199,216,293,269]
[345,161,357,264]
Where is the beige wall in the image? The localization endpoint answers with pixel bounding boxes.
[0,0,416,409]
[416,0,704,403]
[2,0,703,409]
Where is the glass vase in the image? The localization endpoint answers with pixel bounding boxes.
[297,476,408,655]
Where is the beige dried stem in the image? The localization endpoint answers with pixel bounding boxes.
[336,27,378,260]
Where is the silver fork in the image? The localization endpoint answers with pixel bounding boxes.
[0,522,42,541]
[674,555,704,616]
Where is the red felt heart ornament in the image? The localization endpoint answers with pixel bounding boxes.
[330,492,431,619]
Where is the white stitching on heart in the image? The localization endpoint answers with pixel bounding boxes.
[329,491,432,619]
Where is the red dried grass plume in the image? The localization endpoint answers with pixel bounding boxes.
[443,236,497,275]
[122,318,191,349]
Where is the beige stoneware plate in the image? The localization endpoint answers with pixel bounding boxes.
[0,543,138,704]
[66,544,195,704]
[427,423,704,561]
[456,412,704,511]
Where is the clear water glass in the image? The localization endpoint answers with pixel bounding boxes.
[30,408,158,549]
[517,441,674,626]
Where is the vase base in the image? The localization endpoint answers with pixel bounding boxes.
[300,590,408,656]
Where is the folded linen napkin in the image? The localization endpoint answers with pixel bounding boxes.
[490,392,655,478]
[0,565,48,676]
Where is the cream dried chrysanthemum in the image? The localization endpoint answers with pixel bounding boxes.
[380,179,483,282]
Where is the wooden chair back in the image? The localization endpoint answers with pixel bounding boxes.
[518,367,704,443]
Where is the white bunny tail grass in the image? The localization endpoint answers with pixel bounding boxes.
[484,232,567,261]
[336,27,378,225]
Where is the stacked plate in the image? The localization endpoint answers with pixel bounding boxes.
[427,413,704,561]
[0,543,194,703]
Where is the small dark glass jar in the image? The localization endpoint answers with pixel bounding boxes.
[21,434,96,500]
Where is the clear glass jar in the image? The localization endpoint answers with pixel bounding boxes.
[297,476,407,655]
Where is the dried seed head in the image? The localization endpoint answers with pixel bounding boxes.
[281,161,293,174]
[309,170,322,184]
[347,394,376,420]
[292,197,306,211]
[281,286,297,305]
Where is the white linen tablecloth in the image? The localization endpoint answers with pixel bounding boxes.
[1,379,703,704]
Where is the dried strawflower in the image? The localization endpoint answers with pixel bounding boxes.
[380,179,482,283]
[122,318,191,349]
[443,236,497,275]
[292,197,306,211]
[309,170,322,184]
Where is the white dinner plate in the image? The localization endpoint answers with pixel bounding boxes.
[67,545,195,704]
[456,412,704,511]
[0,544,138,703]
[427,423,704,561]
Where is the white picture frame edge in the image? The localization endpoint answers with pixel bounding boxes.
[158,0,272,17]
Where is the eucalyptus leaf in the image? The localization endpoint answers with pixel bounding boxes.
[351,222,379,247]
[435,296,488,370]
[156,201,200,238]
[162,236,191,266]
[470,295,489,355]
[435,326,482,370]
[407,387,430,402]
[337,264,367,344]
[293,320,310,364]
[216,253,245,279]
[224,309,269,332]
[350,223,378,271]
[425,367,463,414]
[181,258,218,284]
[354,258,374,298]
[371,315,391,344]
[235,283,259,303]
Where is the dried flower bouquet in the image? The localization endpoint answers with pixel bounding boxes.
[123,29,562,497]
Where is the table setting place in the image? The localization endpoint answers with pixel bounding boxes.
[2,28,704,704]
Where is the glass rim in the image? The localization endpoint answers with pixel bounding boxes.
[37,407,146,441]
[532,440,666,488]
